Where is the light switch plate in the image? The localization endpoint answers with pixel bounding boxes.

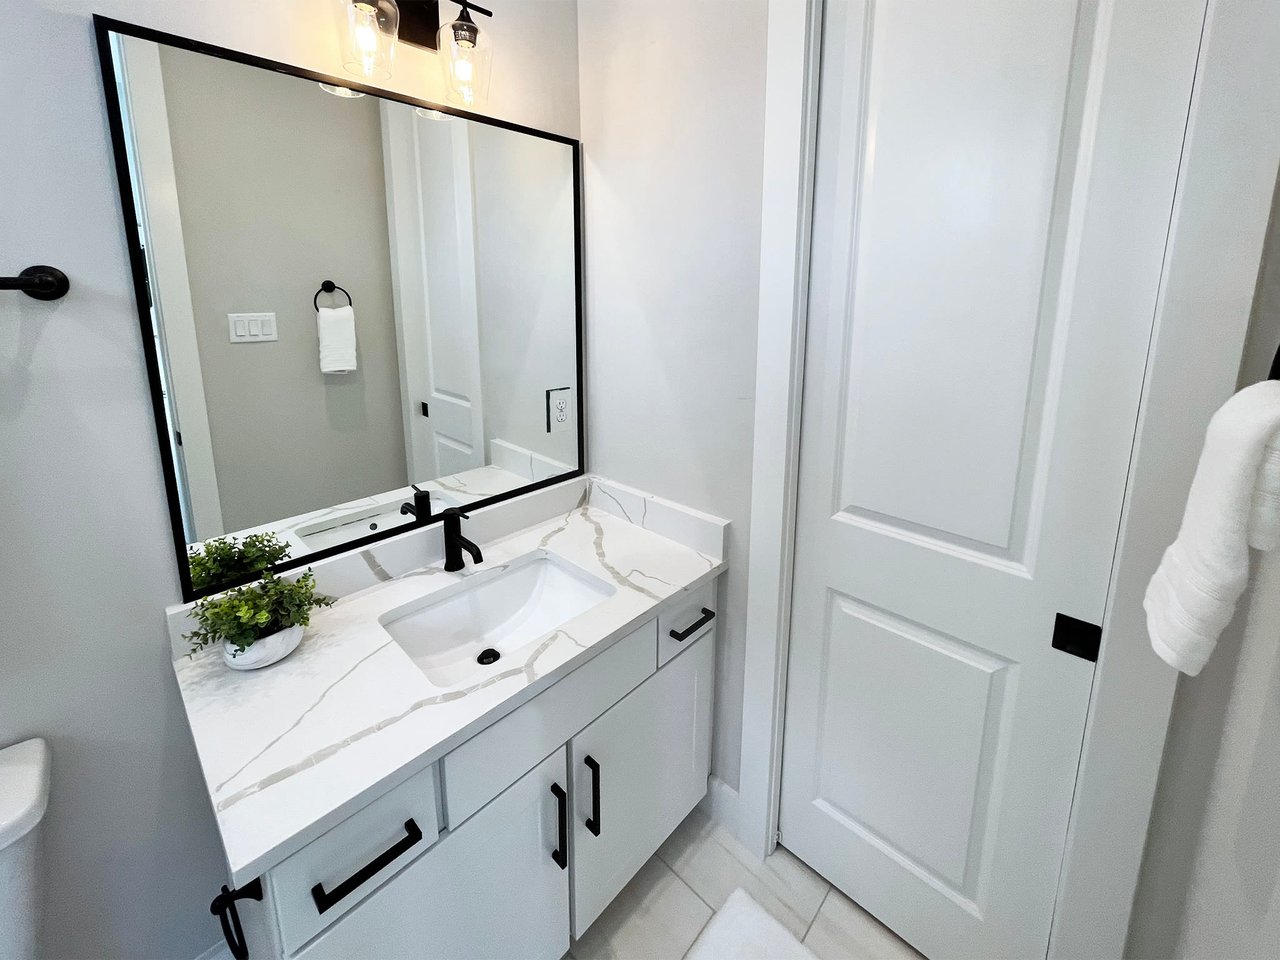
[229,312,278,343]
[546,386,573,434]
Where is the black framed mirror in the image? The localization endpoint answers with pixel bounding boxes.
[94,16,585,601]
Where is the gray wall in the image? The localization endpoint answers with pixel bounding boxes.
[1128,168,1280,959]
[577,0,769,788]
[159,46,406,532]
[0,2,580,958]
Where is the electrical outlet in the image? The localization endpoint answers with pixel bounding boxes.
[228,312,278,343]
[546,386,573,434]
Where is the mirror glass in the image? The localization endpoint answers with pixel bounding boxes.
[101,27,582,597]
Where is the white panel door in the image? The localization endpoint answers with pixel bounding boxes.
[570,634,714,938]
[381,105,487,482]
[779,2,1207,958]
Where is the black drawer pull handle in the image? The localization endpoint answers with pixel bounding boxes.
[551,783,568,869]
[584,756,602,837]
[670,608,715,642]
[310,818,424,915]
[210,878,262,960]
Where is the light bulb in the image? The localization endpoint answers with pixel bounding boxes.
[342,0,398,81]
[438,6,491,108]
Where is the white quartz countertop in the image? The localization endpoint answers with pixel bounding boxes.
[173,496,725,886]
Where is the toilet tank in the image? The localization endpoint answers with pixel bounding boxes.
[0,739,50,960]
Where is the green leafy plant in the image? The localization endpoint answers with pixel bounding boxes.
[188,532,291,592]
[186,571,333,656]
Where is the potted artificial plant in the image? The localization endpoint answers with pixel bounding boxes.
[185,533,331,670]
[189,531,291,593]
[186,570,332,670]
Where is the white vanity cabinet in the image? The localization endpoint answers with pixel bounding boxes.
[237,592,718,960]
[570,631,714,935]
[298,748,571,960]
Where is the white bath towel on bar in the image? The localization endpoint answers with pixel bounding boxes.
[1145,380,1280,675]
[317,305,357,374]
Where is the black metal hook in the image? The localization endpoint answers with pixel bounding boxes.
[210,878,263,960]
[1,265,70,301]
[313,279,352,311]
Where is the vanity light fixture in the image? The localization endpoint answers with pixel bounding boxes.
[319,82,366,99]
[340,0,400,81]
[438,1,494,108]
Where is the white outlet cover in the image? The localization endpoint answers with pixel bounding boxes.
[229,312,278,343]
[547,386,573,434]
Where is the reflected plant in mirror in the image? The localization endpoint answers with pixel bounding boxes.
[96,18,584,600]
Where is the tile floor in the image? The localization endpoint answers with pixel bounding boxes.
[569,808,922,960]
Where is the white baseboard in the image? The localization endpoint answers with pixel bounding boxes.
[698,774,741,838]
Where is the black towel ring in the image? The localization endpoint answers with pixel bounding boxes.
[313,280,352,311]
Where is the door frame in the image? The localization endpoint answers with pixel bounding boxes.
[738,1,1280,957]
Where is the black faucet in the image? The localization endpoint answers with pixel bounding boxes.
[440,508,483,572]
[400,484,433,521]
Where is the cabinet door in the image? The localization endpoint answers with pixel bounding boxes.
[300,747,571,960]
[570,635,714,936]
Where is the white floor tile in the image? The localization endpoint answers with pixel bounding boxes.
[657,808,830,938]
[802,888,922,960]
[570,855,713,960]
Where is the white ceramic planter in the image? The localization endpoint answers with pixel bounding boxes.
[222,624,304,671]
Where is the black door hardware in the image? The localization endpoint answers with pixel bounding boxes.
[210,877,263,960]
[1051,612,1102,663]
[550,783,568,869]
[669,608,716,642]
[420,401,430,418]
[310,818,424,915]
[584,755,602,837]
[1,265,70,301]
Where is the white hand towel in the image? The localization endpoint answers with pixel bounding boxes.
[1145,380,1280,675]
[1247,433,1280,550]
[317,305,357,374]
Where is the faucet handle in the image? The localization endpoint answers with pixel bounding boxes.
[439,507,470,520]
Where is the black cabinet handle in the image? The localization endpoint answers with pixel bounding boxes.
[210,878,262,960]
[310,818,423,915]
[669,608,715,642]
[584,756,602,837]
[551,783,568,869]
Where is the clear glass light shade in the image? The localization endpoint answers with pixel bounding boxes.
[342,0,399,81]
[438,14,492,108]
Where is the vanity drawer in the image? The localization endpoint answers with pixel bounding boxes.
[657,580,717,667]
[268,762,441,954]
[441,619,656,829]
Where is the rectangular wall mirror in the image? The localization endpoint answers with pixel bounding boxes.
[96,18,584,600]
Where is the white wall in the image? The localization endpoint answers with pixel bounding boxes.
[0,2,579,958]
[1128,169,1280,960]
[576,0,769,788]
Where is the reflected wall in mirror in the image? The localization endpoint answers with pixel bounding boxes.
[97,19,583,599]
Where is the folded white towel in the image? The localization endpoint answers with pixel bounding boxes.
[1248,434,1280,550]
[317,305,357,374]
[1145,380,1280,675]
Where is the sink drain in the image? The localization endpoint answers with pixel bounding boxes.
[477,648,501,666]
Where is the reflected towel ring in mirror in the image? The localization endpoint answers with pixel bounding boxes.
[313,280,353,312]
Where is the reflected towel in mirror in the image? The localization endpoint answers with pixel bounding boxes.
[317,305,357,374]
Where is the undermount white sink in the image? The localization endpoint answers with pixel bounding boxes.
[379,552,616,688]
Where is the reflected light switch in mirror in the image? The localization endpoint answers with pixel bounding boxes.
[229,312,278,343]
